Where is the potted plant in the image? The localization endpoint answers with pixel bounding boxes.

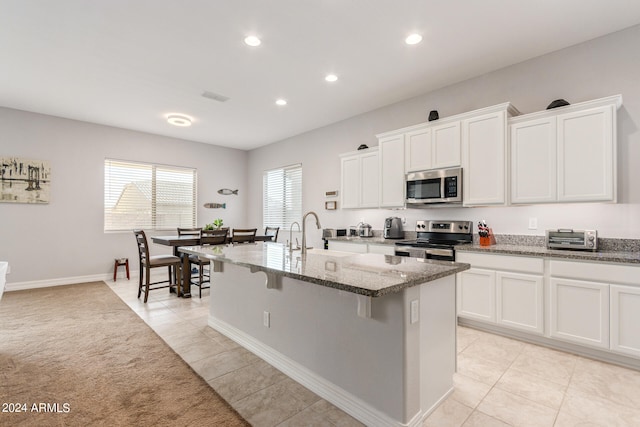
[204,218,224,230]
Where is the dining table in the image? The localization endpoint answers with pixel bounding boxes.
[150,234,274,298]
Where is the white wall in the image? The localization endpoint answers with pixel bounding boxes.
[0,109,247,284]
[246,24,640,244]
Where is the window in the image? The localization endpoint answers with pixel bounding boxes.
[104,159,197,231]
[263,163,302,230]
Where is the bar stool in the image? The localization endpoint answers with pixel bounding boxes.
[113,258,130,281]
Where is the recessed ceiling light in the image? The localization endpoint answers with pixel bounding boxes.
[166,114,193,127]
[244,35,261,47]
[275,99,287,106]
[405,34,423,45]
[325,74,338,82]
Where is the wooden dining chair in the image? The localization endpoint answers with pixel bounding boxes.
[188,228,229,298]
[264,226,280,242]
[133,230,182,303]
[232,228,257,243]
[177,227,202,237]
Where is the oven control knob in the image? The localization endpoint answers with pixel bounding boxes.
[458,225,463,230]
[464,225,469,230]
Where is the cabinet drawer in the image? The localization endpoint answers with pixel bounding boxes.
[549,260,639,286]
[456,252,543,274]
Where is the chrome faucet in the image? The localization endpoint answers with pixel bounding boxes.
[301,211,322,256]
[288,221,301,252]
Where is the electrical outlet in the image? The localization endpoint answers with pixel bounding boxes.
[528,218,538,230]
[263,311,270,328]
[410,300,419,324]
[402,217,406,225]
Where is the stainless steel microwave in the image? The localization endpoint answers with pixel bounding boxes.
[406,167,462,206]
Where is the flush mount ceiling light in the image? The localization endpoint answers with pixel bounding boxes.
[405,34,423,45]
[275,99,287,106]
[166,114,193,127]
[325,74,338,82]
[244,35,261,47]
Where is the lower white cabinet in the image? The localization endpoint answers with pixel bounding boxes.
[496,272,544,334]
[457,269,496,322]
[456,252,544,334]
[610,285,640,358]
[549,278,610,349]
[327,241,395,255]
[328,241,368,254]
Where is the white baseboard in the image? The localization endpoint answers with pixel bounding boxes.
[3,270,152,292]
[209,316,424,427]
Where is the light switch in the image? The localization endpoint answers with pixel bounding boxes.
[528,218,538,230]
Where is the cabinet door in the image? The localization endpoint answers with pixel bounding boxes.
[341,155,360,209]
[367,244,395,255]
[510,117,557,204]
[405,127,431,172]
[557,105,614,202]
[432,121,461,169]
[610,285,640,358]
[328,241,367,253]
[379,135,405,207]
[496,272,544,334]
[359,151,379,208]
[457,268,496,322]
[549,278,609,349]
[462,111,507,206]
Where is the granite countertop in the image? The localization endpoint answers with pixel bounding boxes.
[455,243,640,264]
[325,235,401,245]
[178,242,470,297]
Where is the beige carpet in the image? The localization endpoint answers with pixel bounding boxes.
[0,282,249,426]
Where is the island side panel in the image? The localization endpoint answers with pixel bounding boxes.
[208,262,416,424]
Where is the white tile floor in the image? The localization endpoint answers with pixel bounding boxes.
[107,280,640,427]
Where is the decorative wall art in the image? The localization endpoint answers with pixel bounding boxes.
[0,157,51,204]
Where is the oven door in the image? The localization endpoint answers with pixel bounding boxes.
[425,247,454,261]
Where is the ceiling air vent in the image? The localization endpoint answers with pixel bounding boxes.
[201,90,230,102]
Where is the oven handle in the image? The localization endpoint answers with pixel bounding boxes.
[425,248,454,258]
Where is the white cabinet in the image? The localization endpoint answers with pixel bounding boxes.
[378,135,405,208]
[462,103,518,206]
[557,105,615,202]
[367,243,395,255]
[457,268,496,322]
[404,121,461,172]
[496,272,544,334]
[340,148,379,209]
[327,241,395,255]
[510,95,621,205]
[549,278,610,349]
[405,127,431,172]
[328,240,368,253]
[432,121,461,169]
[610,285,640,358]
[510,117,557,203]
[456,252,544,334]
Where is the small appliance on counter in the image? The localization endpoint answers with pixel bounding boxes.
[383,217,404,239]
[546,229,598,251]
[322,228,347,249]
[357,222,373,237]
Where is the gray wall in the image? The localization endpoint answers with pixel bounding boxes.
[0,109,248,284]
[247,24,640,244]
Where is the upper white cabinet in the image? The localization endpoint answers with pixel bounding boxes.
[510,95,621,204]
[340,147,379,209]
[404,121,461,172]
[462,103,519,206]
[378,134,406,208]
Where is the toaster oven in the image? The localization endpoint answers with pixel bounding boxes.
[546,229,598,251]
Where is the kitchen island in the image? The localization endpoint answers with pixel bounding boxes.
[179,242,469,427]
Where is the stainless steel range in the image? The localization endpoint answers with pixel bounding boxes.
[395,220,473,261]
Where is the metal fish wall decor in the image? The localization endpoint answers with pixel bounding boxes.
[204,203,226,209]
[217,188,238,195]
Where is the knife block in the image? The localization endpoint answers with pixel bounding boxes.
[479,228,496,247]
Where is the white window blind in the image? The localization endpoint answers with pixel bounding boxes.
[104,159,197,231]
[263,163,302,230]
